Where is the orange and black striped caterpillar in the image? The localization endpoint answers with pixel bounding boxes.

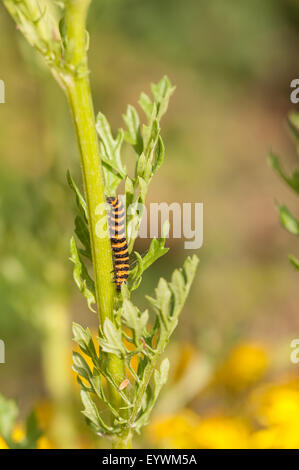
[106,196,129,291]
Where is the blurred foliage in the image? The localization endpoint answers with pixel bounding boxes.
[0,393,42,449]
[0,166,71,324]
[0,0,299,448]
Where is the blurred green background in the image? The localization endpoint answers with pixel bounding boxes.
[0,0,299,449]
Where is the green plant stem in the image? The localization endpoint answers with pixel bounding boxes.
[63,0,125,417]
[112,432,133,449]
[64,0,114,326]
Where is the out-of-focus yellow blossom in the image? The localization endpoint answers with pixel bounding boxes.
[195,416,251,449]
[251,424,299,449]
[13,425,53,449]
[253,380,299,426]
[0,437,9,449]
[35,400,54,430]
[6,420,52,449]
[148,409,200,448]
[12,425,25,442]
[174,344,197,382]
[215,342,269,391]
[37,435,54,449]
[149,410,251,449]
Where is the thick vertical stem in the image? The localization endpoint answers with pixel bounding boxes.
[66,78,115,322]
[63,0,125,412]
[112,432,133,449]
[64,0,114,326]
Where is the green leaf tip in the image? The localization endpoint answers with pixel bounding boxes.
[268,153,299,195]
[96,112,126,195]
[277,205,299,236]
[289,254,299,270]
[67,170,88,219]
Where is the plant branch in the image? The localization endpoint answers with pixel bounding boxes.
[63,0,114,326]
[63,0,125,409]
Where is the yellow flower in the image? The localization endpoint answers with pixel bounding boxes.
[254,381,299,427]
[195,416,250,449]
[215,342,269,391]
[149,411,251,449]
[173,344,197,382]
[12,425,25,443]
[251,424,299,449]
[35,400,54,430]
[37,436,54,449]
[0,437,9,449]
[148,409,200,448]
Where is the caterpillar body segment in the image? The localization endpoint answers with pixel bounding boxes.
[106,197,129,291]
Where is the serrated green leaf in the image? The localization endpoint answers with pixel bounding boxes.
[128,230,169,292]
[127,251,143,291]
[69,237,96,312]
[121,299,148,344]
[96,112,126,194]
[147,255,199,335]
[80,390,112,433]
[75,214,91,259]
[67,170,88,220]
[136,153,147,178]
[141,224,169,272]
[96,358,133,407]
[171,270,186,315]
[72,322,97,362]
[151,76,175,119]
[142,118,159,154]
[98,318,126,358]
[153,136,165,173]
[89,371,122,420]
[138,176,147,202]
[138,92,154,120]
[77,376,93,392]
[123,105,142,153]
[73,351,93,381]
[134,358,169,430]
[147,278,172,331]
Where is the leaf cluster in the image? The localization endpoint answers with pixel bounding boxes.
[3,0,63,68]
[72,255,198,437]
[70,77,199,438]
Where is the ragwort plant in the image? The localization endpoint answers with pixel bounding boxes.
[3,0,199,448]
[269,112,299,269]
